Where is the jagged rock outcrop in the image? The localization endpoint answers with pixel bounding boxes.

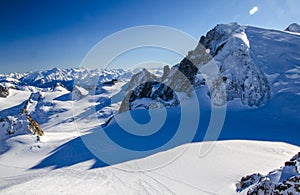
[119,69,179,112]
[27,115,44,136]
[0,84,9,98]
[0,114,44,137]
[285,23,300,33]
[237,152,300,194]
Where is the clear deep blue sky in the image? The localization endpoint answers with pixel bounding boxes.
[0,0,299,73]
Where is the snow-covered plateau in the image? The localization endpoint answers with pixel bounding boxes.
[0,23,300,194]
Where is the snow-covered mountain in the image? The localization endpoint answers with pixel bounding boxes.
[122,22,300,110]
[0,23,300,194]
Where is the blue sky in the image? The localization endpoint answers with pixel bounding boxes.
[0,0,299,73]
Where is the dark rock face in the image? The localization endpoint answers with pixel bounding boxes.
[0,84,9,98]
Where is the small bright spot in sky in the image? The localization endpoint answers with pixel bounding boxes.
[249,6,258,15]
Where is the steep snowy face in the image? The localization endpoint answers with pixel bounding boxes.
[197,23,271,107]
[245,26,300,96]
[285,23,300,33]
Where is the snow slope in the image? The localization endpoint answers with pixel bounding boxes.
[0,138,298,194]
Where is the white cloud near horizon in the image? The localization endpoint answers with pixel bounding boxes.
[249,6,258,15]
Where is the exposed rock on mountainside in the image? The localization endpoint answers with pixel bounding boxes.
[27,115,44,136]
[72,85,88,100]
[119,68,179,112]
[237,152,300,194]
[0,114,44,137]
[0,84,9,98]
[285,23,300,33]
